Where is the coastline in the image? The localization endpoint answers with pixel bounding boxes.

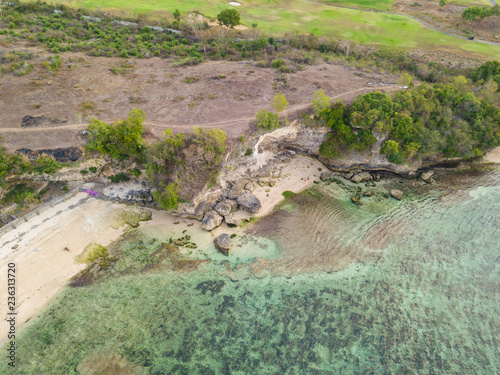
[0,153,324,343]
[2,141,499,344]
[0,194,149,344]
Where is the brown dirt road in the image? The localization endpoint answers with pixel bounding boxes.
[0,52,400,151]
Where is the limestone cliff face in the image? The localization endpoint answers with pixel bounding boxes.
[255,122,459,175]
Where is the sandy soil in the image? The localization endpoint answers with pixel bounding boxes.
[484,146,500,163]
[0,192,153,344]
[0,47,397,150]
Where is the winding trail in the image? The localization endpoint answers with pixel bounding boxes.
[305,0,500,46]
[0,85,402,138]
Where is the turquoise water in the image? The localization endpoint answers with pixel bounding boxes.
[3,165,500,374]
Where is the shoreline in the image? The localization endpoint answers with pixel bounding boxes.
[2,144,499,344]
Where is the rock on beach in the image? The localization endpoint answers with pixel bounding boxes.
[214,233,231,255]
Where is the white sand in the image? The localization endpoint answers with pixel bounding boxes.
[484,146,500,163]
[0,193,145,344]
[0,151,326,343]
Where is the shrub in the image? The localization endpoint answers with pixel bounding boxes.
[271,59,285,69]
[271,93,288,113]
[312,89,331,116]
[33,155,62,174]
[108,173,130,183]
[153,182,179,210]
[381,140,404,164]
[255,110,280,129]
[86,108,146,160]
[245,148,253,156]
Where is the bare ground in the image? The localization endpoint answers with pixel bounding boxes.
[0,47,400,151]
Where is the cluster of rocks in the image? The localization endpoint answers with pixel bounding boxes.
[322,168,436,203]
[175,181,262,233]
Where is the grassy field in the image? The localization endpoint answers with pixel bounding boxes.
[41,0,500,60]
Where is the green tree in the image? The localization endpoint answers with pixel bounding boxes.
[255,110,280,129]
[439,0,446,8]
[217,9,241,28]
[271,93,288,113]
[381,140,404,164]
[398,72,413,87]
[173,9,180,21]
[312,89,331,116]
[86,108,146,159]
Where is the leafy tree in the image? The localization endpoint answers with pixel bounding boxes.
[217,9,241,28]
[173,9,180,21]
[145,128,184,179]
[398,72,413,87]
[271,93,288,113]
[86,108,146,159]
[439,0,446,8]
[255,110,280,129]
[312,89,331,116]
[193,127,227,165]
[381,140,404,164]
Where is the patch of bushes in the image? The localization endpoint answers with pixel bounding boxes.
[108,173,130,183]
[255,110,280,130]
[319,81,500,162]
[85,108,145,160]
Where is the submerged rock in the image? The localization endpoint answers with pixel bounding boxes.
[201,210,223,231]
[237,190,262,213]
[351,172,372,184]
[420,170,434,183]
[390,189,403,200]
[214,233,231,255]
[351,196,362,205]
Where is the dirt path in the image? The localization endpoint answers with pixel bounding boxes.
[0,84,402,149]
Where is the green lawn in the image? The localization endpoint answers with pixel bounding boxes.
[34,0,500,59]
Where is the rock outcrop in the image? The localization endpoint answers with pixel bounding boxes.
[214,233,231,255]
[420,170,434,183]
[390,189,403,200]
[351,172,372,183]
[237,190,262,213]
[201,210,223,231]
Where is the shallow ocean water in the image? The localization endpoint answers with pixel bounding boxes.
[3,165,499,374]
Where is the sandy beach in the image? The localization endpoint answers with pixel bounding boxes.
[0,193,152,344]
[0,153,324,343]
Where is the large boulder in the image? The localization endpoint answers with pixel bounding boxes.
[214,233,231,255]
[201,210,223,231]
[351,172,372,184]
[390,189,403,200]
[226,179,248,199]
[237,190,262,213]
[214,202,232,217]
[420,170,434,183]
